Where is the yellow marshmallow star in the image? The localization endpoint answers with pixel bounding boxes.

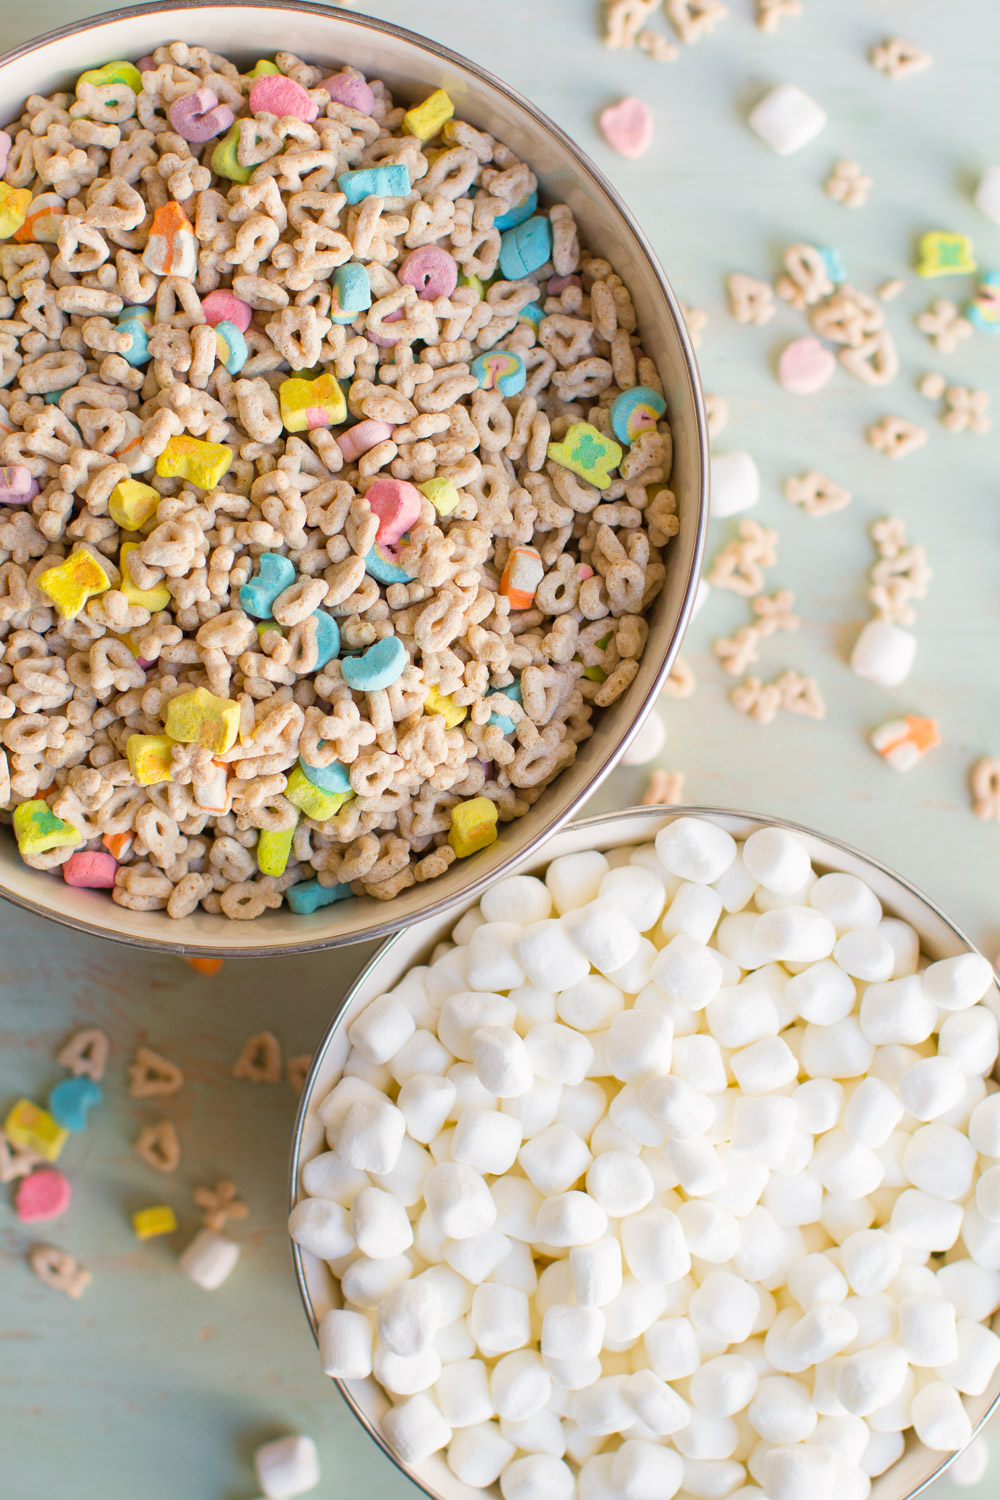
[164,687,240,755]
[156,434,233,488]
[37,548,111,618]
[127,733,175,786]
[109,478,159,531]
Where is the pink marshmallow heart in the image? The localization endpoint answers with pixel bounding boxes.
[62,850,118,889]
[366,477,422,545]
[249,73,318,123]
[338,419,394,462]
[320,71,375,116]
[16,1167,72,1223]
[168,86,235,143]
[201,289,252,332]
[778,336,837,394]
[599,96,654,159]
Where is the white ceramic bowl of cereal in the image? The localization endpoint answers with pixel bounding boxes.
[0,2,706,954]
[290,805,1000,1500]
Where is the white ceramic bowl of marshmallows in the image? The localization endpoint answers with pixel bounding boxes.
[290,806,1000,1500]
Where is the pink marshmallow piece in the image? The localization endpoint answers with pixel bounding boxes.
[16,1167,72,1223]
[548,275,582,295]
[338,419,394,462]
[249,73,318,123]
[0,464,37,505]
[320,71,376,115]
[399,246,458,302]
[137,55,156,72]
[201,289,252,332]
[168,86,234,143]
[369,307,404,349]
[778,336,837,394]
[62,851,118,889]
[366,477,421,545]
[599,97,655,159]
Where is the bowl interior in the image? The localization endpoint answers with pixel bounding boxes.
[291,805,1000,1500]
[0,2,707,954]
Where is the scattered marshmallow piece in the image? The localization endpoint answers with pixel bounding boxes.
[710,451,760,517]
[254,1434,321,1499]
[599,97,654,158]
[850,619,917,686]
[777,337,836,393]
[974,166,1000,225]
[623,711,667,766]
[748,84,827,155]
[179,1228,240,1290]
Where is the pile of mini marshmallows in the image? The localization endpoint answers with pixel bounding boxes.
[289,816,1000,1500]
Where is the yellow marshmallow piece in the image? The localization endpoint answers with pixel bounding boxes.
[127,733,175,786]
[156,434,233,489]
[133,1205,177,1240]
[284,764,353,822]
[164,687,240,754]
[278,372,347,432]
[257,820,298,877]
[13,799,81,856]
[4,1099,68,1161]
[418,476,460,516]
[120,543,171,611]
[448,796,499,858]
[402,89,454,141]
[37,548,111,618]
[0,183,32,239]
[424,686,467,728]
[109,478,159,531]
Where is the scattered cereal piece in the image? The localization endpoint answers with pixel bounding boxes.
[825,159,872,208]
[4,1100,67,1161]
[811,286,881,344]
[233,1032,282,1084]
[681,303,707,347]
[667,0,728,44]
[974,167,1000,225]
[402,88,454,141]
[966,271,1000,334]
[916,299,973,352]
[708,521,778,595]
[726,274,775,326]
[753,589,800,638]
[287,1055,312,1093]
[48,1077,102,1132]
[941,385,991,434]
[193,1179,248,1233]
[128,1046,184,1099]
[971,757,1000,821]
[870,38,933,80]
[36,548,111,619]
[16,1167,72,1223]
[134,1121,181,1174]
[180,1228,241,1290]
[784,471,851,517]
[0,1131,40,1183]
[730,675,783,724]
[776,244,833,308]
[777,336,836,393]
[186,957,224,976]
[133,1205,178,1240]
[870,716,941,772]
[548,421,622,488]
[29,1245,90,1299]
[714,626,763,676]
[748,84,827,156]
[13,800,80,856]
[602,0,661,51]
[636,28,679,61]
[867,416,928,459]
[599,97,655,158]
[756,0,801,31]
[918,372,947,400]
[643,769,686,804]
[710,451,760,518]
[704,394,728,437]
[448,797,499,858]
[917,231,976,278]
[660,657,696,699]
[838,329,899,386]
[57,1028,109,1082]
[878,278,905,301]
[851,618,917,687]
[777,670,826,718]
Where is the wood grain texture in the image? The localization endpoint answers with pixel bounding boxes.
[1,0,998,1494]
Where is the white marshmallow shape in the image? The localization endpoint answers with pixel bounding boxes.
[651,934,724,1009]
[381,1394,452,1463]
[586,1149,655,1217]
[910,1381,973,1452]
[351,1186,414,1259]
[447,1423,516,1487]
[923,952,994,1010]
[288,1199,353,1262]
[470,1025,533,1098]
[571,1235,624,1307]
[742,827,812,894]
[348,993,416,1065]
[655,818,737,884]
[753,906,835,962]
[640,1075,715,1139]
[599,865,668,932]
[755,1444,835,1500]
[606,1008,673,1082]
[710,451,761,518]
[254,1435,321,1499]
[481,875,552,926]
[563,900,641,973]
[519,1124,592,1195]
[612,1438,684,1500]
[332,1098,406,1174]
[179,1228,240,1290]
[318,1308,374,1378]
[850,618,917,686]
[424,1162,497,1240]
[500,1455,575,1500]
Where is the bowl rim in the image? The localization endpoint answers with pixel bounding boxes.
[288,803,1000,1500]
[0,0,709,957]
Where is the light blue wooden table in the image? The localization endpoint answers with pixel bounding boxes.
[2,0,998,1495]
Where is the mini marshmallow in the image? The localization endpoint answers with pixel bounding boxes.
[519,1124,592,1195]
[300,1151,369,1208]
[586,1149,655,1217]
[834,929,895,983]
[640,1075,716,1140]
[794,1078,845,1133]
[651,935,724,1010]
[729,1094,798,1167]
[937,1261,1000,1322]
[514,921,591,993]
[837,1341,909,1416]
[424,1162,497,1239]
[938,1318,1000,1395]
[909,1381,973,1452]
[543,1353,603,1391]
[850,618,917,687]
[502,1078,563,1139]
[332,1098,406,1174]
[449,1060,497,1113]
[600,866,668,933]
[340,1254,413,1309]
[890,1188,964,1250]
[729,1037,798,1095]
[537,1191,608,1248]
[843,1078,904,1147]
[612,1438,685,1500]
[606,1009,674,1082]
[387,1029,452,1085]
[469,1282,531,1356]
[563,900,641,974]
[753,906,836,963]
[672,1034,728,1094]
[731,1205,789,1282]
[939,1005,999,1075]
[713,912,769,970]
[948,1436,990,1487]
[348,993,416,1065]
[969,1091,1000,1156]
[975,164,1000,223]
[351,1186,414,1259]
[787,1304,859,1365]
[786,961,857,1026]
[878,917,920,977]
[452,1106,522,1175]
[510,983,558,1029]
[372,1135,433,1206]
[902,1123,977,1200]
[787,1252,849,1309]
[747,1374,817,1442]
[977,1163,1000,1221]
[447,1422,517,1487]
[492,1175,544,1241]
[898,1056,967,1120]
[571,1235,624,1307]
[897,1294,958,1366]
[689,1354,759,1417]
[466,923,527,992]
[669,1411,738,1461]
[689,1271,760,1344]
[924,952,994,1011]
[288,1198,354,1262]
[435,1357,495,1427]
[644,1315,700,1379]
[742,827,812,895]
[382,1393,452,1462]
[541,1302,605,1360]
[500,1454,575,1500]
[377,1278,442,1358]
[755,1444,835,1500]
[572,1374,637,1435]
[811,1130,884,1199]
[706,985,780,1049]
[661,884,725,945]
[317,1308,374,1379]
[525,1022,594,1085]
[621,1206,691,1285]
[179,1228,240,1290]
[961,1203,1000,1270]
[655,818,737,884]
[438,991,515,1060]
[800,1017,874,1079]
[676,1201,741,1264]
[254,1435,321,1499]
[665,1136,727,1195]
[709,451,760,519]
[863,1429,905,1478]
[764,1168,822,1227]
[500,1409,566,1459]
[622,1368,691,1434]
[808,872,882,932]
[555,1080,608,1139]
[558,975,625,1032]
[546,851,610,915]
[395,1073,457,1145]
[481,875,553,926]
[471,1025,534,1098]
[840,1229,902,1297]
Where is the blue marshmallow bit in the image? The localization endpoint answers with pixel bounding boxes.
[298,754,351,794]
[117,307,151,367]
[286,878,353,914]
[214,319,248,374]
[493,189,538,232]
[338,163,411,204]
[239,551,296,618]
[364,539,415,585]
[488,679,522,735]
[311,609,341,668]
[331,262,372,323]
[341,634,408,691]
[498,215,553,280]
[48,1076,103,1132]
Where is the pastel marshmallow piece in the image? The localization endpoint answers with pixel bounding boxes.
[710,451,760,517]
[254,1434,321,1499]
[850,618,918,686]
[778,336,836,393]
[599,96,655,159]
[749,84,828,155]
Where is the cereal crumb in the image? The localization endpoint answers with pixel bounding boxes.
[193,1179,248,1232]
[971,757,1000,821]
[917,299,973,353]
[643,769,685,804]
[756,0,802,31]
[784,471,851,517]
[30,1245,91,1299]
[918,372,947,400]
[868,516,931,626]
[726,274,775,326]
[667,0,728,44]
[732,671,825,723]
[867,416,928,459]
[286,1055,312,1093]
[704,394,729,437]
[0,1130,41,1183]
[776,244,833,310]
[878,278,905,301]
[128,1046,184,1099]
[637,29,679,60]
[708,522,779,596]
[942,386,991,434]
[681,303,708,347]
[134,1120,181,1174]
[56,1028,109,1082]
[232,1031,282,1084]
[825,160,872,208]
[870,38,933,80]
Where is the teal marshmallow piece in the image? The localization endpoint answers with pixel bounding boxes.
[819,247,846,285]
[49,1076,103,1132]
[331,262,372,323]
[214,319,248,373]
[489,679,522,735]
[341,634,407,691]
[311,609,341,668]
[498,215,553,280]
[365,539,414,585]
[338,163,411,204]
[967,271,1000,334]
[493,189,538,232]
[44,388,69,405]
[117,310,151,367]
[286,878,353,914]
[298,755,351,794]
[239,551,296,618]
[610,384,667,446]
[470,349,526,397]
[518,301,545,328]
